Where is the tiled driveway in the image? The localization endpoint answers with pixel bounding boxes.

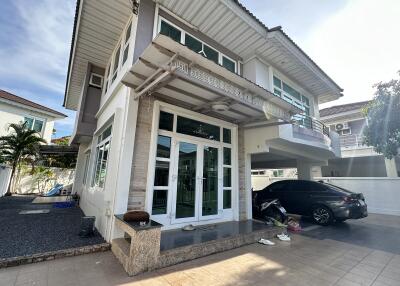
[1,214,400,286]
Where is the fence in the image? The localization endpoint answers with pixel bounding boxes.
[0,165,75,195]
[0,165,12,197]
[251,176,400,216]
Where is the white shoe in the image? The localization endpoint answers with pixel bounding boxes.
[277,233,291,241]
[258,238,275,245]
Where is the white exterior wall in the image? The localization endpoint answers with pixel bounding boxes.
[78,85,138,241]
[243,57,271,91]
[320,178,400,216]
[242,58,318,118]
[0,101,56,143]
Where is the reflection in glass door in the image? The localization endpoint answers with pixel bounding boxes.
[202,146,218,216]
[175,142,197,219]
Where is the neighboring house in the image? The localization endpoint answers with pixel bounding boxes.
[320,101,399,177]
[0,89,67,143]
[65,0,343,240]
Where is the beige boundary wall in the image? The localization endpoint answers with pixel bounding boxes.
[0,165,12,196]
[252,176,400,216]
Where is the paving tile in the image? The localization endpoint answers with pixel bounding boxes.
[373,275,400,286]
[342,272,376,286]
[335,278,366,286]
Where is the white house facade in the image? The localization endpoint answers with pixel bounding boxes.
[320,101,399,177]
[0,89,66,144]
[65,0,344,243]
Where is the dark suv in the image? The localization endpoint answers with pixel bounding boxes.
[252,180,368,225]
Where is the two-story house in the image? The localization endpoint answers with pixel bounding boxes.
[0,89,66,144]
[320,101,399,177]
[65,0,343,245]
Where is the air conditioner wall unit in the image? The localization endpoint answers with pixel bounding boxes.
[335,122,349,130]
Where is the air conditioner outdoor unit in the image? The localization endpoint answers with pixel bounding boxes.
[335,122,349,131]
[89,73,103,88]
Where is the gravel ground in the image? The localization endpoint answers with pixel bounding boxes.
[0,196,105,259]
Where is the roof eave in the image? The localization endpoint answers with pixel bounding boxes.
[63,0,81,110]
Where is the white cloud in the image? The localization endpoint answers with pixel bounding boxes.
[303,0,400,108]
[0,0,74,92]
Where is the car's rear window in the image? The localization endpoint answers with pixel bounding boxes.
[323,182,353,194]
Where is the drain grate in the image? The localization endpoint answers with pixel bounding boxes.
[19,209,50,215]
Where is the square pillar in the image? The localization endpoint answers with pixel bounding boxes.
[112,216,162,276]
[297,161,313,180]
[384,158,399,177]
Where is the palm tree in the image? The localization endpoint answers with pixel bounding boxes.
[0,122,46,196]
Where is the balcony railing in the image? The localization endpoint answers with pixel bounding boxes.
[340,134,366,148]
[292,114,330,137]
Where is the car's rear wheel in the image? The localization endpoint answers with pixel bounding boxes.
[311,205,333,226]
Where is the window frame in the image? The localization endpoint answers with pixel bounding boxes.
[157,16,237,73]
[122,20,132,65]
[273,75,310,114]
[23,116,45,135]
[91,125,112,189]
[82,152,91,186]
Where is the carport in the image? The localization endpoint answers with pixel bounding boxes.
[240,120,341,219]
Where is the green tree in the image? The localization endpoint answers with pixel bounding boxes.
[0,122,46,196]
[363,73,400,159]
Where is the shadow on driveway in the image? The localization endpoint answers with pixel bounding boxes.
[0,196,105,259]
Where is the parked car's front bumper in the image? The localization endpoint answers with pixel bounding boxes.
[333,201,368,220]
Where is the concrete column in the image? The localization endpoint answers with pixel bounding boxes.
[312,166,322,178]
[297,161,313,180]
[384,158,399,177]
[238,127,252,220]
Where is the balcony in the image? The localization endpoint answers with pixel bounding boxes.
[340,134,366,148]
[292,114,330,138]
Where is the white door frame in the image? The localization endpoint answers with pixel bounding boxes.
[170,135,223,224]
[146,101,239,228]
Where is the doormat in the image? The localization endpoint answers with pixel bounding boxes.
[19,210,50,215]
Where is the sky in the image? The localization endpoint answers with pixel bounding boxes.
[0,0,399,138]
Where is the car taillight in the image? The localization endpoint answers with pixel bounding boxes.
[343,196,356,203]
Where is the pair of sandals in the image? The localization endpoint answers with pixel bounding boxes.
[258,233,291,246]
[277,233,291,241]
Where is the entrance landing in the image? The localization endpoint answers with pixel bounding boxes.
[158,220,283,269]
[112,217,284,275]
[160,220,279,251]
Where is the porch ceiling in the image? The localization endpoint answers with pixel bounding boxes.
[157,0,343,103]
[65,0,132,110]
[122,35,302,123]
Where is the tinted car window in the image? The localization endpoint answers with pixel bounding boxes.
[268,182,287,193]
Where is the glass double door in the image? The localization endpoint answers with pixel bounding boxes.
[171,139,222,224]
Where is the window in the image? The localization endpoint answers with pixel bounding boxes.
[223,128,231,144]
[160,20,181,43]
[82,152,91,185]
[152,134,172,215]
[273,75,310,116]
[185,34,202,53]
[24,117,44,133]
[158,17,237,73]
[104,63,111,93]
[122,21,132,65]
[177,116,220,141]
[159,111,174,131]
[112,45,121,82]
[223,147,232,209]
[92,125,112,188]
[203,45,219,64]
[273,170,284,177]
[222,57,236,73]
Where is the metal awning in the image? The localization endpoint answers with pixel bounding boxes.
[122,35,301,124]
